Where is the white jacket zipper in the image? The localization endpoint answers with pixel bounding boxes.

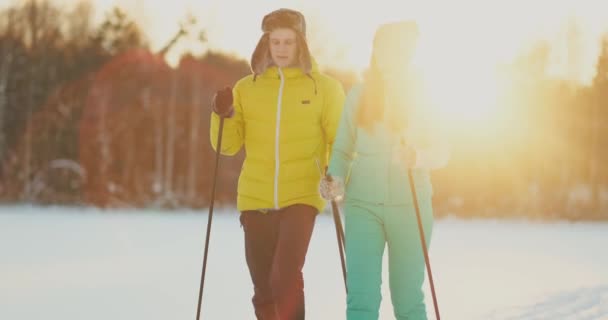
[274,68,285,209]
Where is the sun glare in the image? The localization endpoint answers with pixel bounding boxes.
[410,25,507,137]
[48,0,603,140]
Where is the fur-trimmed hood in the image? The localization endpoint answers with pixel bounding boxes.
[251,8,312,77]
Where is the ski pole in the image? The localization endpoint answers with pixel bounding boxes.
[407,168,440,320]
[195,116,225,320]
[316,160,347,293]
[327,174,347,293]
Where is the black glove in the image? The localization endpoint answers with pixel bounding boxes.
[213,86,234,118]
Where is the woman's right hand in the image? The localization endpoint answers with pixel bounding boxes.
[319,176,345,201]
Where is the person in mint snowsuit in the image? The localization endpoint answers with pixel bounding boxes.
[319,21,450,320]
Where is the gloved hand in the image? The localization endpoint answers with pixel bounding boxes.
[319,175,345,201]
[392,142,418,168]
[212,86,234,118]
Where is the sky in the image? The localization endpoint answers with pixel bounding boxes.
[1,0,608,134]
[1,0,608,81]
[122,0,604,85]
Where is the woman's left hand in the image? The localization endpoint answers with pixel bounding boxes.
[393,143,417,168]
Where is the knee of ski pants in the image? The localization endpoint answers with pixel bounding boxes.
[347,291,382,317]
[393,301,428,320]
[268,260,305,298]
[347,308,380,320]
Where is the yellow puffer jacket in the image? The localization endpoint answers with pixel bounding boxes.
[210,61,345,212]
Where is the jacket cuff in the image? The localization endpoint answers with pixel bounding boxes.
[212,107,234,118]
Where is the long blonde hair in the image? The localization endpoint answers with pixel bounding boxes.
[356,21,420,135]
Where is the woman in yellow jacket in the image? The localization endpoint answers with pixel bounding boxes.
[209,8,345,320]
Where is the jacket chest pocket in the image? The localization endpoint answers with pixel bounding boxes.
[281,94,321,122]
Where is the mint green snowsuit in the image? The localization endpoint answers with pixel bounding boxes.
[327,83,437,320]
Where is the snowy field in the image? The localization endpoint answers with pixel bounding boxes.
[1,205,607,320]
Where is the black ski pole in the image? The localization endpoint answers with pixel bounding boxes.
[407,168,440,320]
[196,116,225,320]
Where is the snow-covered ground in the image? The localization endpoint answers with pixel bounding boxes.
[1,205,607,319]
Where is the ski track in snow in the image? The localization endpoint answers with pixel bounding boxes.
[485,286,608,320]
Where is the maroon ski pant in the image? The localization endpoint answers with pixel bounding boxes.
[239,204,317,320]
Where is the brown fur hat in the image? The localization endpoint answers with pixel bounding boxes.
[251,8,313,77]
